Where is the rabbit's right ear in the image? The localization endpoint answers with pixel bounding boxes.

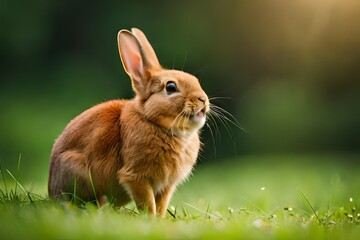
[118,29,161,97]
[131,28,161,71]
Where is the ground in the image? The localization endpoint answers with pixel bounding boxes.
[0,154,359,239]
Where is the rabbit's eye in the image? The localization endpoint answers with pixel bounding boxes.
[165,81,178,94]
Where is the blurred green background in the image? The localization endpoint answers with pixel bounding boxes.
[1,0,359,183]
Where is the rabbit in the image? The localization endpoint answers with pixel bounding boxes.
[48,28,209,218]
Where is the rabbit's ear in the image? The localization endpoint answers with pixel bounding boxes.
[131,28,161,70]
[118,29,161,96]
[118,30,145,92]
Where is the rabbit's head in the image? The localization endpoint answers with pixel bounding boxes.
[118,28,209,136]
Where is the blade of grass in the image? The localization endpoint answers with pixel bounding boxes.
[167,208,176,219]
[184,202,220,220]
[182,206,190,218]
[15,153,22,195]
[300,191,322,225]
[62,192,87,205]
[88,169,99,206]
[205,202,211,219]
[0,162,8,195]
[5,169,33,203]
[72,176,77,204]
[241,197,268,218]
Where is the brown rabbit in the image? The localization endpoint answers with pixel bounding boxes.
[48,28,209,217]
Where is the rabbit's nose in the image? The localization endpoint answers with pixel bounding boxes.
[198,96,206,103]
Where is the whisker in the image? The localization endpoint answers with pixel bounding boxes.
[193,65,209,76]
[167,109,187,136]
[211,109,239,131]
[210,104,247,133]
[205,122,217,157]
[208,96,247,132]
[210,105,239,124]
[172,53,177,69]
[174,115,180,130]
[208,96,232,101]
[209,108,234,139]
[178,109,187,133]
[178,114,185,134]
[206,112,221,141]
[209,108,238,155]
[183,114,189,133]
[209,107,227,127]
[182,51,187,71]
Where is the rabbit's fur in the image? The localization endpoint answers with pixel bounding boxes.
[48,28,209,217]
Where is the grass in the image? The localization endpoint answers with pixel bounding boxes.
[0,154,359,239]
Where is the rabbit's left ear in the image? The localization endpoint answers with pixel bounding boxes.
[118,29,162,96]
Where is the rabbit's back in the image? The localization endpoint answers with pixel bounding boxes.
[48,100,128,202]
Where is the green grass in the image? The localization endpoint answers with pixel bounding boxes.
[1,154,360,239]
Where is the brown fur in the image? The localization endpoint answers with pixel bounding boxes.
[48,28,209,217]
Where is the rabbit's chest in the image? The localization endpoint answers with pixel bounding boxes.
[149,135,200,193]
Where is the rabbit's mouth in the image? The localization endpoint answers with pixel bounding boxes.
[169,108,206,136]
[189,107,206,123]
